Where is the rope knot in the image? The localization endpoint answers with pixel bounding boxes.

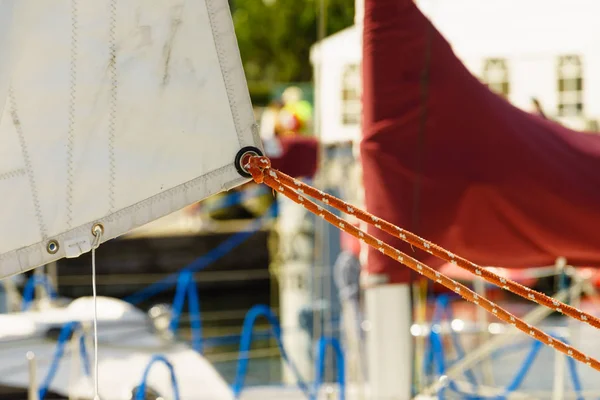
[246,155,271,184]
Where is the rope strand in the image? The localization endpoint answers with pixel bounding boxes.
[247,155,600,372]
[253,157,600,332]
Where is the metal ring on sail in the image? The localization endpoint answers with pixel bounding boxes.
[235,146,264,178]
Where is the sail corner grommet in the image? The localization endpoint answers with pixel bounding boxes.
[234,146,263,178]
[46,240,59,254]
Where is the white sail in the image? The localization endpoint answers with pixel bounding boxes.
[0,0,261,279]
[0,0,18,119]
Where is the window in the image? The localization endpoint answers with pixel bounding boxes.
[587,119,598,132]
[557,55,584,117]
[341,64,361,125]
[482,58,510,97]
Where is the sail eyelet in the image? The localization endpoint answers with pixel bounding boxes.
[234,146,264,178]
[91,223,104,237]
[46,240,59,254]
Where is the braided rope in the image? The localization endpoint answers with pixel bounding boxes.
[247,155,600,372]
[248,156,600,329]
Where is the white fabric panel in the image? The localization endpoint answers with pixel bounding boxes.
[0,0,261,279]
[0,1,17,120]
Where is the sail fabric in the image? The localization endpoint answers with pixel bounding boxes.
[0,0,261,279]
[0,0,19,120]
[361,0,600,284]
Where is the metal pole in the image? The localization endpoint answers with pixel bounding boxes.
[552,353,566,400]
[47,261,59,294]
[353,2,366,396]
[474,278,495,386]
[552,257,567,400]
[313,0,332,382]
[27,351,38,400]
[34,267,45,305]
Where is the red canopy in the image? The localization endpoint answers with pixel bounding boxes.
[267,135,319,179]
[361,0,600,284]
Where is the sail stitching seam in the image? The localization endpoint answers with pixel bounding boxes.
[205,0,244,147]
[9,87,48,239]
[0,164,238,262]
[107,0,118,213]
[66,0,78,229]
[0,168,25,182]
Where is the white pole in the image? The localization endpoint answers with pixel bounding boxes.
[355,0,364,28]
[27,351,38,400]
[552,257,567,400]
[474,278,495,386]
[364,278,412,400]
[552,353,566,400]
[567,265,582,350]
[278,195,313,384]
[34,267,46,305]
[48,261,59,294]
[412,281,426,392]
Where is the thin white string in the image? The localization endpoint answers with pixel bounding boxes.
[91,227,103,400]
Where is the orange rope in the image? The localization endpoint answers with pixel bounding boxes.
[249,156,600,329]
[247,155,600,372]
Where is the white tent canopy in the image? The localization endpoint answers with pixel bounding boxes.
[0,0,261,279]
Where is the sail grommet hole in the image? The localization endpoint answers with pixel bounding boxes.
[91,223,104,237]
[234,146,264,178]
[46,240,59,254]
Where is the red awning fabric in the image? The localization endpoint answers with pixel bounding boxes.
[266,135,319,179]
[361,0,600,284]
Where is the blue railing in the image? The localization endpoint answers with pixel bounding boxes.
[232,304,310,399]
[123,202,274,306]
[22,274,58,311]
[424,293,479,395]
[135,355,180,400]
[169,270,203,353]
[312,336,345,400]
[38,321,91,400]
[424,294,585,400]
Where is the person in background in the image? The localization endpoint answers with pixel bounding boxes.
[259,99,284,140]
[258,89,320,178]
[279,86,313,135]
[259,100,285,157]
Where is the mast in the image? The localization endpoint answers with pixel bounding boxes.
[355,0,363,27]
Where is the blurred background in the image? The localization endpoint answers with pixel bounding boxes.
[5,0,600,399]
